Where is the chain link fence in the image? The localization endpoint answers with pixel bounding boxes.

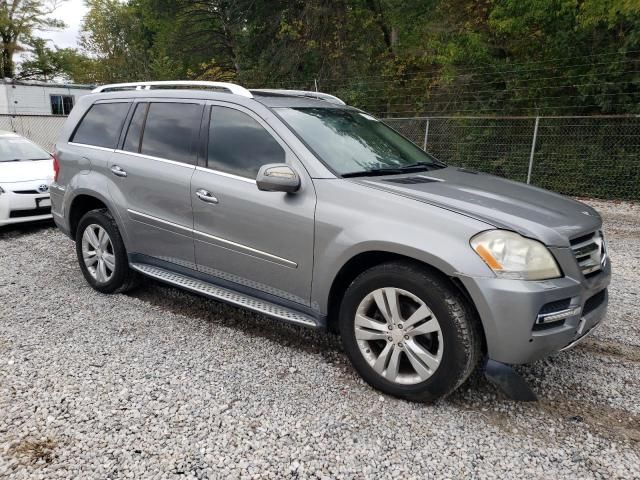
[0,114,66,152]
[1,113,638,201]
[384,115,640,201]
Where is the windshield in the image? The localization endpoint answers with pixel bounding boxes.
[276,107,444,176]
[0,135,50,162]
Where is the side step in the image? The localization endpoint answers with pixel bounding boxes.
[130,263,319,328]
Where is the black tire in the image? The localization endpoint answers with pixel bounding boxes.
[75,208,140,294]
[339,261,482,402]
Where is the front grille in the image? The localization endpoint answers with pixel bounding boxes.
[9,207,51,218]
[570,231,606,277]
[583,289,606,317]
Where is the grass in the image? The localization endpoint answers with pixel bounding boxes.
[10,438,58,464]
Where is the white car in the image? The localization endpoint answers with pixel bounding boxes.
[0,131,53,227]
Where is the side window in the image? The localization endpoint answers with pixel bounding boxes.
[71,102,129,148]
[207,106,285,178]
[139,102,202,165]
[51,94,74,115]
[123,103,148,153]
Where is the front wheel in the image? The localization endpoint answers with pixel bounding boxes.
[75,208,140,294]
[339,261,482,402]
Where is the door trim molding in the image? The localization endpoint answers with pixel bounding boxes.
[127,208,297,269]
[195,166,257,184]
[127,208,192,235]
[193,230,297,268]
[114,149,195,169]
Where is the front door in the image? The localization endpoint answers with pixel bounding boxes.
[191,103,315,307]
[108,100,204,268]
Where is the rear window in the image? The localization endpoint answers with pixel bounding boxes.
[71,102,129,148]
[139,102,202,164]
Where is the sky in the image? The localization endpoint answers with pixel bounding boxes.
[37,0,88,49]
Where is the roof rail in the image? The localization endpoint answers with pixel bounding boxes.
[250,89,346,105]
[92,81,253,98]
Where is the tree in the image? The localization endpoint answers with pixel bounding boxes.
[80,0,152,82]
[16,37,85,81]
[0,0,65,78]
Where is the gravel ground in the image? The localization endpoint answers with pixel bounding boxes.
[1,200,639,479]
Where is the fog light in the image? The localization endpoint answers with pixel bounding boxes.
[536,306,582,325]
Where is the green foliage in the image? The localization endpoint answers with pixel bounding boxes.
[69,0,639,117]
[0,0,66,78]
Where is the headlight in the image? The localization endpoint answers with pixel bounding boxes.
[470,230,561,280]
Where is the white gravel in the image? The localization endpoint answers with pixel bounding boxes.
[1,199,639,479]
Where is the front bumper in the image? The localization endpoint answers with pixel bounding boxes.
[459,250,611,364]
[0,181,52,227]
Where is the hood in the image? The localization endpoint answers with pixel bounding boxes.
[353,167,601,247]
[0,159,53,183]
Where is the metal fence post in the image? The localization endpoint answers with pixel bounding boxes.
[422,117,430,151]
[526,116,540,184]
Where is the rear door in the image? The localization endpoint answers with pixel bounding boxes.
[107,99,204,268]
[191,103,316,307]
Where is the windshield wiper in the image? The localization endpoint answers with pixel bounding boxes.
[399,161,446,170]
[342,161,445,178]
[342,167,408,178]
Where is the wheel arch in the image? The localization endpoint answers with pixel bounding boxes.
[325,250,482,341]
[67,190,129,249]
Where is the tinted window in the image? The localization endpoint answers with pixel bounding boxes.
[140,102,202,164]
[72,102,129,148]
[123,103,148,152]
[208,106,285,178]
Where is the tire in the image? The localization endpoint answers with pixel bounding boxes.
[338,261,482,402]
[75,208,140,294]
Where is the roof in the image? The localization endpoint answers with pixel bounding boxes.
[88,81,349,109]
[252,94,349,109]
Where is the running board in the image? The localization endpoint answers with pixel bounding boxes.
[130,263,319,328]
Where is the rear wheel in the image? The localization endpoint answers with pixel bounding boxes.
[75,209,140,294]
[339,261,482,402]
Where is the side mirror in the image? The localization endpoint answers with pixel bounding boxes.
[256,163,300,193]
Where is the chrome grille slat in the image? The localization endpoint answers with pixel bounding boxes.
[570,231,606,277]
[570,236,596,251]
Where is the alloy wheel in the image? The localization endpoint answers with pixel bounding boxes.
[354,287,444,385]
[81,224,116,283]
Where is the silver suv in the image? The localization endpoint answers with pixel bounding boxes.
[50,81,611,402]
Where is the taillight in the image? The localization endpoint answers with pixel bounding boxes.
[52,152,60,182]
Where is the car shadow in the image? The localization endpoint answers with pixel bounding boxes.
[128,279,346,363]
[0,219,56,239]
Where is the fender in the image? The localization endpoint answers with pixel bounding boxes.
[310,179,496,314]
[63,172,131,249]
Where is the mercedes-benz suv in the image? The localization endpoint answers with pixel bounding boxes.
[50,81,611,402]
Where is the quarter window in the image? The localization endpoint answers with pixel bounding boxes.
[207,106,285,178]
[71,102,129,148]
[51,94,74,115]
[139,102,202,165]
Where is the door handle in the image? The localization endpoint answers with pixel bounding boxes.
[196,189,219,204]
[110,165,127,177]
